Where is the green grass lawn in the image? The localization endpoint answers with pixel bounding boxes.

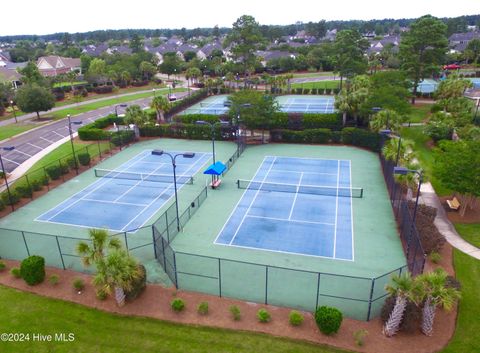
[400,126,452,197]
[441,249,480,353]
[53,81,88,88]
[291,72,334,78]
[0,285,346,353]
[454,223,480,248]
[290,81,339,90]
[407,104,432,123]
[0,124,39,142]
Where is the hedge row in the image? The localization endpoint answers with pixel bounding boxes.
[78,115,124,141]
[271,127,381,151]
[140,123,232,140]
[165,89,208,119]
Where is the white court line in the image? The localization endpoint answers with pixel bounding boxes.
[38,151,152,221]
[26,142,43,150]
[246,214,334,226]
[213,156,269,245]
[333,160,340,259]
[120,152,210,232]
[11,149,32,157]
[349,160,355,261]
[266,155,350,162]
[288,172,303,220]
[82,198,149,207]
[40,136,54,143]
[271,169,336,176]
[229,157,277,246]
[1,156,20,165]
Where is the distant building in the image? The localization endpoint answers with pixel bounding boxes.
[448,31,480,53]
[36,55,81,76]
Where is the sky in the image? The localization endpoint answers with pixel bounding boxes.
[0,0,479,36]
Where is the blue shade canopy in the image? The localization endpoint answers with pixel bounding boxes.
[203,161,226,175]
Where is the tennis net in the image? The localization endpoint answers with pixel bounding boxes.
[95,169,194,184]
[237,179,363,198]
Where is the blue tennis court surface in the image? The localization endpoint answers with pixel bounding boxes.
[37,150,211,232]
[215,156,355,260]
[183,95,336,115]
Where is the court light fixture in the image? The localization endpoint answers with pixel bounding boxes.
[393,166,423,224]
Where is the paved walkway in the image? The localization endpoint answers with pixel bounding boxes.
[420,182,480,259]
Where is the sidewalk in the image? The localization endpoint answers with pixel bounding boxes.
[420,182,480,259]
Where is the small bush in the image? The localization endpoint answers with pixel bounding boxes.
[0,260,6,271]
[171,298,185,312]
[66,157,78,170]
[289,310,304,326]
[20,255,45,285]
[48,274,59,285]
[315,306,343,335]
[10,267,21,278]
[96,288,108,300]
[429,251,442,264]
[30,179,43,192]
[15,185,33,198]
[197,301,209,315]
[45,165,62,180]
[1,191,20,205]
[257,308,271,323]
[59,162,70,175]
[125,264,146,302]
[446,276,462,291]
[77,152,91,166]
[73,278,85,292]
[353,329,368,347]
[229,305,241,321]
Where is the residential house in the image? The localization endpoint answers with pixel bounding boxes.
[449,31,480,53]
[197,41,224,60]
[367,35,401,55]
[256,51,296,67]
[36,55,82,76]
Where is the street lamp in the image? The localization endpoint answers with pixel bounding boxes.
[380,129,402,166]
[115,104,128,118]
[0,146,15,211]
[235,103,252,157]
[195,120,229,164]
[10,100,18,124]
[67,114,82,174]
[393,166,423,224]
[151,150,195,231]
[152,88,156,98]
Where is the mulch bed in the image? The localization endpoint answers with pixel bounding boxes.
[439,196,480,223]
[0,255,456,353]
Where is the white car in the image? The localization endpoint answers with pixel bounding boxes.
[168,94,177,102]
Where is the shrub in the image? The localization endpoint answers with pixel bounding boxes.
[257,308,271,323]
[0,171,4,178]
[111,130,135,147]
[15,185,33,198]
[197,301,209,315]
[171,298,185,312]
[20,255,45,285]
[45,165,62,180]
[381,296,421,333]
[302,114,342,130]
[1,191,20,205]
[94,86,114,94]
[59,162,70,175]
[289,310,304,326]
[408,202,445,254]
[314,306,343,335]
[78,114,124,141]
[0,260,6,271]
[446,276,461,291]
[341,128,381,151]
[73,278,85,292]
[39,175,49,186]
[353,329,368,347]
[96,288,108,300]
[30,179,43,192]
[66,157,77,170]
[429,251,442,264]
[77,152,91,166]
[10,267,21,278]
[125,264,146,302]
[229,305,241,321]
[48,274,59,285]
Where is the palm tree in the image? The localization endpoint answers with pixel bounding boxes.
[150,95,171,123]
[120,71,131,87]
[369,109,404,133]
[284,73,294,94]
[93,249,141,307]
[383,272,415,337]
[225,72,235,90]
[382,138,415,165]
[334,90,352,126]
[76,229,122,268]
[416,269,461,336]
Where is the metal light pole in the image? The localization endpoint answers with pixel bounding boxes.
[393,167,423,224]
[115,104,128,118]
[235,103,251,157]
[151,150,195,231]
[152,88,156,98]
[195,120,229,164]
[0,146,15,211]
[10,100,17,123]
[67,114,82,174]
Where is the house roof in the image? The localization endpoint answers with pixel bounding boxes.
[449,31,480,42]
[37,56,81,70]
[0,67,21,81]
[200,41,223,57]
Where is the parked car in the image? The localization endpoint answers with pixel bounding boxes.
[443,64,461,70]
[168,94,177,102]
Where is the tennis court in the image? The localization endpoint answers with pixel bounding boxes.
[215,156,356,260]
[468,78,480,89]
[36,150,211,232]
[417,79,439,93]
[182,95,336,115]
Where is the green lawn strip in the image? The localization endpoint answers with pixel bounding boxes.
[291,72,334,78]
[408,104,432,123]
[0,285,347,353]
[453,223,480,248]
[53,81,89,88]
[290,81,340,90]
[0,124,39,141]
[48,88,185,120]
[400,126,452,196]
[442,249,480,353]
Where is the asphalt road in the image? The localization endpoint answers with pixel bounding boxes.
[0,91,190,174]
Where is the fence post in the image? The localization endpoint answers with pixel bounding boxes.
[59,160,65,182]
[25,174,33,199]
[44,167,50,191]
[173,252,178,289]
[21,231,30,257]
[55,236,66,270]
[265,266,269,305]
[161,238,167,270]
[218,258,222,297]
[97,140,102,158]
[123,232,129,253]
[151,225,158,259]
[316,273,321,309]
[366,278,376,321]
